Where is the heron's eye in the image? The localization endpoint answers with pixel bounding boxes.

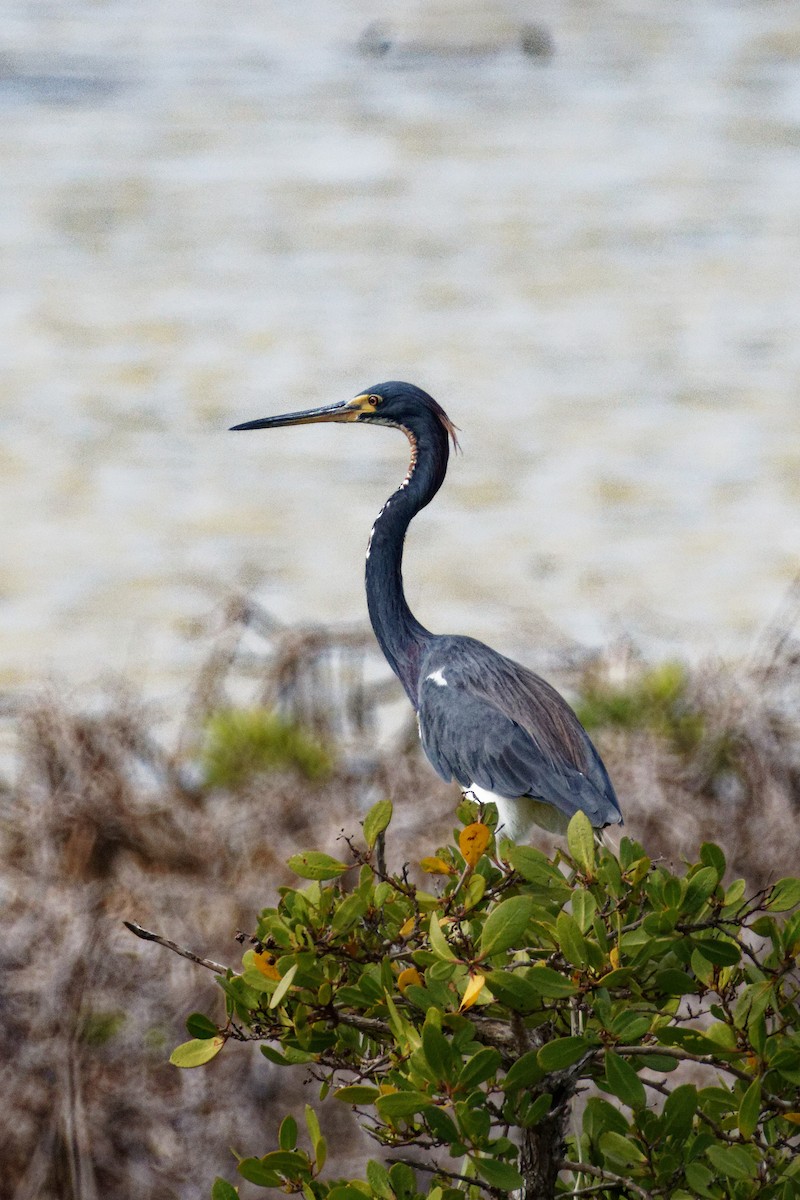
[369,394,382,406]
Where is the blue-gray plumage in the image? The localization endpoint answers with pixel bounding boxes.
[232,381,622,841]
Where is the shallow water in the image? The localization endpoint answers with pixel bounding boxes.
[2,0,800,699]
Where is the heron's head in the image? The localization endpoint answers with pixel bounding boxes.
[231,380,459,451]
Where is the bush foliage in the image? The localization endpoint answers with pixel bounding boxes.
[203,708,333,788]
[166,801,800,1200]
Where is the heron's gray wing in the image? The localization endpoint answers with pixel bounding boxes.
[417,637,622,828]
[418,678,606,826]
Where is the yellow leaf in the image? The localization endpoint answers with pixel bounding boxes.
[397,967,423,993]
[420,856,455,875]
[399,917,416,939]
[459,822,491,868]
[460,973,486,1010]
[253,951,281,981]
[784,1112,800,1125]
[379,1083,398,1096]
[609,946,620,969]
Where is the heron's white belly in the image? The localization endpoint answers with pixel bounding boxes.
[466,784,569,841]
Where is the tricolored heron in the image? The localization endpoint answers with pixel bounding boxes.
[232,382,622,841]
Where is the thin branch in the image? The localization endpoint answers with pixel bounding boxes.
[123,920,229,975]
[613,1042,749,1076]
[565,1182,646,1198]
[333,1012,393,1041]
[386,1157,502,1196]
[611,1044,797,1112]
[560,1159,654,1199]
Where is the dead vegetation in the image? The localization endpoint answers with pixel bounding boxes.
[1,590,799,1199]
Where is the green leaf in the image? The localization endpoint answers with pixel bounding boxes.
[237,1158,281,1187]
[662,875,683,908]
[268,962,298,1009]
[699,842,726,878]
[738,1077,761,1140]
[479,896,534,957]
[330,892,368,935]
[655,1026,725,1056]
[375,1090,434,1119]
[484,970,542,1013]
[684,1163,716,1197]
[608,1012,651,1042]
[334,1085,381,1105]
[422,1020,456,1084]
[211,1179,239,1200]
[705,1143,758,1180]
[428,914,457,961]
[459,1047,502,1092]
[424,1105,461,1144]
[259,1151,309,1177]
[278,1115,297,1150]
[766,877,800,911]
[599,1130,646,1166]
[503,1049,545,1092]
[537,1036,591,1071]
[655,969,699,995]
[185,1012,219,1039]
[365,1161,394,1200]
[314,1136,327,1173]
[594,967,634,988]
[515,1092,551,1129]
[683,866,719,913]
[304,1104,322,1155]
[724,878,746,906]
[770,1048,800,1084]
[388,1163,416,1198]
[661,1084,697,1139]
[363,798,393,849]
[286,851,351,880]
[604,1050,646,1110]
[571,888,597,932]
[505,844,562,885]
[260,1043,316,1066]
[734,980,773,1031]
[643,911,677,935]
[472,1156,524,1191]
[584,1096,630,1141]
[463,872,487,911]
[567,810,595,874]
[556,911,588,967]
[169,1036,225,1068]
[524,964,578,998]
[691,936,741,967]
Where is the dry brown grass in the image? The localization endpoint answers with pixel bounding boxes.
[1,592,799,1198]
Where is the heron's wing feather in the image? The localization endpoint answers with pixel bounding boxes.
[417,639,622,828]
[418,683,598,823]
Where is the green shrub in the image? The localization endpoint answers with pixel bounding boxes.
[576,661,706,755]
[202,708,332,788]
[163,803,800,1199]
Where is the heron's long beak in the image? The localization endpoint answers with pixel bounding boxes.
[230,395,372,432]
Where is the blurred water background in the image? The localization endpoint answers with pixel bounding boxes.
[2,0,800,698]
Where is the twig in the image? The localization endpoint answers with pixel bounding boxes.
[333,1012,393,1041]
[123,920,229,975]
[386,1157,501,1195]
[560,1159,654,1199]
[608,1044,800,1113]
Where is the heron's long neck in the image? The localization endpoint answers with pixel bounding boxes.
[365,431,446,706]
